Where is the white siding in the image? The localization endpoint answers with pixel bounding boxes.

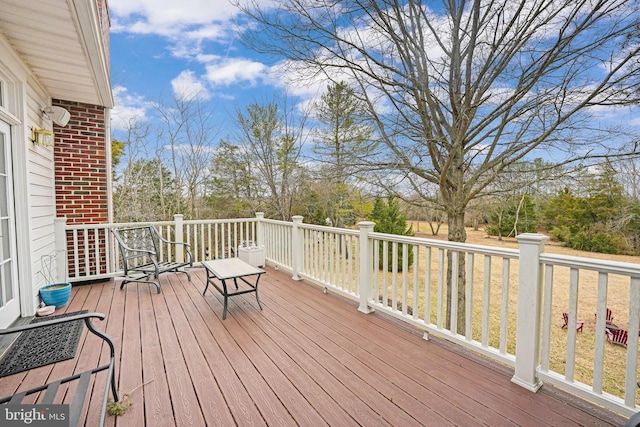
[0,33,58,318]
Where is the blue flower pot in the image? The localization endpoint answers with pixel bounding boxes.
[39,283,72,307]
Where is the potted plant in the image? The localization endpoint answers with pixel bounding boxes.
[38,250,71,308]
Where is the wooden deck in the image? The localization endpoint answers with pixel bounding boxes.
[0,266,627,426]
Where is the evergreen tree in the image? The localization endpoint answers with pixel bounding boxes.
[206,140,257,218]
[486,194,538,238]
[368,196,414,271]
[541,165,628,254]
[313,81,373,228]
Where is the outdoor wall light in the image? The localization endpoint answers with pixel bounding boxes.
[31,127,54,146]
[42,106,71,127]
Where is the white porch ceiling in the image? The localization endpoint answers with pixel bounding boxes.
[0,0,113,107]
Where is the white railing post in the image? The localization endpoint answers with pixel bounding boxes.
[255,212,265,248]
[54,217,68,282]
[358,221,375,314]
[291,216,303,281]
[512,233,548,392]
[174,214,184,263]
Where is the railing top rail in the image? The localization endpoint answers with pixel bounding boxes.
[540,252,640,276]
[369,231,520,258]
[260,218,294,226]
[62,218,259,231]
[298,222,359,236]
[183,218,257,225]
[63,220,175,231]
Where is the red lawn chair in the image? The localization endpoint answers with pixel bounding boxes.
[562,312,584,332]
[606,308,614,324]
[595,307,614,325]
[604,308,614,325]
[606,328,628,347]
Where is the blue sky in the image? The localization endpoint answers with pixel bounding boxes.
[109,0,300,139]
[108,0,640,159]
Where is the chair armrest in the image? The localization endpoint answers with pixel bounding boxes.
[153,232,193,264]
[155,233,191,248]
[1,312,115,355]
[0,312,116,360]
[120,247,156,258]
[0,312,106,335]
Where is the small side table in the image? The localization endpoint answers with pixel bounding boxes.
[202,258,265,320]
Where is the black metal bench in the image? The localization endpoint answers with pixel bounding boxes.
[0,312,119,427]
[112,225,193,293]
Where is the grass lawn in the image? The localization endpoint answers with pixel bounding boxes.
[403,222,639,401]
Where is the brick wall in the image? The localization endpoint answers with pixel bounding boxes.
[53,99,109,223]
[53,99,110,276]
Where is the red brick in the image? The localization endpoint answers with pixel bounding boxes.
[53,99,108,227]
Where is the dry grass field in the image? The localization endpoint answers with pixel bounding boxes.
[399,222,639,401]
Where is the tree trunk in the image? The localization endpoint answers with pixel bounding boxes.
[446,211,467,334]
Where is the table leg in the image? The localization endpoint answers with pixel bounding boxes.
[254,275,263,311]
[222,279,229,320]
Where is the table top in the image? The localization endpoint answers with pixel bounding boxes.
[202,258,265,280]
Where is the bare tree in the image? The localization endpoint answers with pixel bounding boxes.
[238,0,640,331]
[112,119,164,221]
[234,95,309,220]
[616,141,640,201]
[207,140,262,218]
[154,94,218,218]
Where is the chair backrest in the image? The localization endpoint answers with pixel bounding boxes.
[562,312,569,324]
[112,226,161,268]
[605,308,614,323]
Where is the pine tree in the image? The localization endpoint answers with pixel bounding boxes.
[313,81,373,228]
[368,196,414,271]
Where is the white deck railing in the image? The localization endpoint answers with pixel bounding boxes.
[57,214,640,417]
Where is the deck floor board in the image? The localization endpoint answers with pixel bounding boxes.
[0,266,627,426]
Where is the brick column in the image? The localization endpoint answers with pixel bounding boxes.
[53,99,110,276]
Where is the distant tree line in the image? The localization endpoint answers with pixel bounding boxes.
[112,83,376,226]
[480,161,640,255]
[112,83,640,259]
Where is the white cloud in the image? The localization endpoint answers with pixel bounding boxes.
[111,86,150,131]
[109,0,242,63]
[628,115,640,127]
[204,57,268,87]
[108,0,301,104]
[171,70,211,101]
[109,0,239,31]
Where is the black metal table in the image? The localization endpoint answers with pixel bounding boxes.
[202,258,265,319]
